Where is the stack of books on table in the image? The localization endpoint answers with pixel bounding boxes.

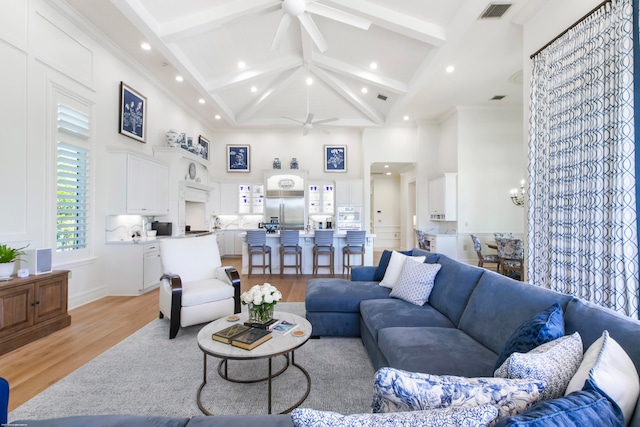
[211,324,272,350]
[243,318,280,331]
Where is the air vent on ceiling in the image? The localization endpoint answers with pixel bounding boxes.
[480,3,512,19]
[377,93,388,101]
[491,95,506,100]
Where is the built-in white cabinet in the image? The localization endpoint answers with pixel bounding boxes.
[221,230,243,256]
[428,173,457,221]
[107,152,169,216]
[220,183,239,214]
[336,180,363,207]
[308,183,335,214]
[105,241,161,295]
[239,184,264,214]
[425,233,457,259]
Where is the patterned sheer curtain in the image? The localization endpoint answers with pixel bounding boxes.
[528,0,639,317]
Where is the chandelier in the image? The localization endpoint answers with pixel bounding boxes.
[510,180,525,207]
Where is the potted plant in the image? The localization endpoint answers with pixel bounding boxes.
[0,243,28,278]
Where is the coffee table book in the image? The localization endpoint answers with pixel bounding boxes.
[243,318,280,330]
[271,319,299,335]
[231,328,272,350]
[211,324,251,344]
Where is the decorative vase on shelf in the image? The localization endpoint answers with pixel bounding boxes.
[273,158,281,169]
[248,303,275,324]
[166,129,180,147]
[290,158,299,169]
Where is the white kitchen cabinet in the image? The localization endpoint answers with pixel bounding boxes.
[221,230,243,256]
[238,184,264,214]
[428,173,457,221]
[308,183,335,214]
[220,183,239,214]
[336,180,363,207]
[107,152,169,216]
[105,241,161,295]
[425,233,457,259]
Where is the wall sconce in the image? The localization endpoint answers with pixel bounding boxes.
[510,180,525,207]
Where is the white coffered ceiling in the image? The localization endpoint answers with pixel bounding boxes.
[61,0,545,132]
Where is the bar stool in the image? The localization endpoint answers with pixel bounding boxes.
[279,230,302,277]
[313,229,334,275]
[246,230,271,277]
[342,230,366,275]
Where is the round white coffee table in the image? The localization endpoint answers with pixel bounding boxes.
[196,311,312,415]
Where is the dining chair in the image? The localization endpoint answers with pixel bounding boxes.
[279,230,302,277]
[342,230,366,275]
[415,229,428,250]
[494,237,524,280]
[470,234,500,271]
[494,232,515,239]
[246,230,272,277]
[313,230,334,275]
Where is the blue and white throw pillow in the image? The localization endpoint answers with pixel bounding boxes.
[291,405,499,427]
[379,251,426,289]
[565,330,639,425]
[494,332,583,401]
[372,367,545,420]
[389,261,442,306]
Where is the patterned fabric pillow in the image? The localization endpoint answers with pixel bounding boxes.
[565,330,639,425]
[494,303,565,371]
[371,367,545,420]
[389,261,442,306]
[494,332,583,400]
[379,251,426,289]
[291,405,499,427]
[494,379,624,427]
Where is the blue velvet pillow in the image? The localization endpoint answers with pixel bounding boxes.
[494,303,565,370]
[373,250,412,281]
[493,379,624,426]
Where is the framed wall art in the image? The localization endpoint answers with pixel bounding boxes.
[324,145,347,172]
[119,82,147,142]
[198,135,210,161]
[227,145,250,172]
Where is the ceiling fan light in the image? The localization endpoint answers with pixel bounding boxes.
[306,77,313,85]
[283,0,305,17]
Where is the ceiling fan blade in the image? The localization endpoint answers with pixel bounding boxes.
[303,127,309,136]
[282,116,305,125]
[271,14,292,51]
[317,127,330,134]
[305,112,314,124]
[298,13,328,52]
[305,3,371,30]
[312,117,339,125]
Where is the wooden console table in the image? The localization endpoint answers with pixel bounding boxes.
[0,270,71,356]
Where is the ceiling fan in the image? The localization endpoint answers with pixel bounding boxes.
[271,0,371,52]
[283,112,338,136]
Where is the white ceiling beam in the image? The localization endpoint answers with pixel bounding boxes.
[206,55,303,91]
[310,65,384,125]
[323,0,446,46]
[312,54,407,95]
[236,67,303,123]
[159,0,280,43]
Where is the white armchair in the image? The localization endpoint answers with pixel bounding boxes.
[158,234,240,339]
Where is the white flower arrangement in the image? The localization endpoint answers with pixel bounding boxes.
[241,283,282,307]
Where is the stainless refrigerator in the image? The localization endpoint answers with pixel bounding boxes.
[265,196,305,230]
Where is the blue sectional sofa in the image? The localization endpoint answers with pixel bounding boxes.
[10,248,640,426]
[305,248,640,426]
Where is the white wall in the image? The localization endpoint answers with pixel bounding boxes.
[0,0,216,308]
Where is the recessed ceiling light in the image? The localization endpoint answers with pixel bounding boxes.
[251,86,257,93]
[361,87,368,94]
[140,42,151,51]
[370,62,378,70]
[198,98,205,104]
[306,77,313,85]
[175,75,184,82]
[446,65,455,73]
[238,61,246,69]
[385,172,392,176]
[384,164,389,168]
[403,115,410,121]
[215,114,221,120]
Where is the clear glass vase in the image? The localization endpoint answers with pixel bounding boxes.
[248,303,275,324]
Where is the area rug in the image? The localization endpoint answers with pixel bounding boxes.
[9,303,375,421]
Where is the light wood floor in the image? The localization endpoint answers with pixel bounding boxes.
[0,257,360,411]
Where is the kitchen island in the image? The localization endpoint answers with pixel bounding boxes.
[240,230,375,275]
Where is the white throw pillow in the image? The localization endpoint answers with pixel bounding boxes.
[564,330,639,425]
[292,405,498,427]
[494,332,583,401]
[379,251,426,289]
[389,261,442,306]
